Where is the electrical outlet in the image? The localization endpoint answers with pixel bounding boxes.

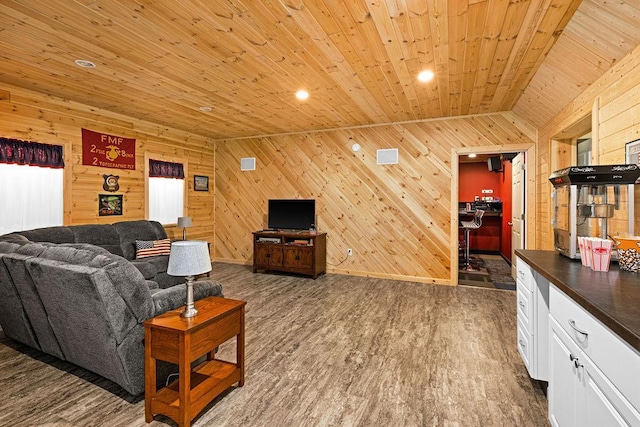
[347,248,353,256]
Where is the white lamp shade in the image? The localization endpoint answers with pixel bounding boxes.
[167,240,211,276]
[177,216,192,228]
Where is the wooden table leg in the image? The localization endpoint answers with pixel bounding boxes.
[179,335,191,427]
[238,307,245,387]
[144,327,155,423]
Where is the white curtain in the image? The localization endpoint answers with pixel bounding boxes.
[148,177,184,224]
[0,163,64,235]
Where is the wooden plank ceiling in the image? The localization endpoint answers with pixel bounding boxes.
[0,0,639,139]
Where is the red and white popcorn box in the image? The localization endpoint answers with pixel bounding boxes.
[578,237,588,266]
[591,238,613,272]
[583,238,594,268]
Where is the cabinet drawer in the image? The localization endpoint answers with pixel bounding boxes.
[515,257,534,292]
[517,317,532,374]
[550,285,640,412]
[516,285,532,331]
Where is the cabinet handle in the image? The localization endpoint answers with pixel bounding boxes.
[519,339,526,349]
[568,319,588,337]
[569,354,583,369]
[518,301,525,308]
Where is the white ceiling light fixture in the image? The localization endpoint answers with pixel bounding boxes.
[417,69,434,82]
[295,89,309,101]
[199,106,212,112]
[352,143,361,152]
[74,59,96,68]
[468,153,477,158]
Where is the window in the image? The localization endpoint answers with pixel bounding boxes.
[147,158,185,224]
[0,164,63,234]
[149,176,184,224]
[0,138,64,234]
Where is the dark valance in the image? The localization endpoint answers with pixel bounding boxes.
[149,159,185,179]
[0,137,64,168]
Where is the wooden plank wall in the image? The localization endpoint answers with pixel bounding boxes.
[536,42,640,249]
[215,113,534,284]
[0,84,215,246]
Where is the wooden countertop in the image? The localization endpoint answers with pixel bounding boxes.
[515,249,640,353]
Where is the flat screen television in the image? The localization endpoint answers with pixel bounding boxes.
[268,199,315,230]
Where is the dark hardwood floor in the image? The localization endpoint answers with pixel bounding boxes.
[0,263,549,426]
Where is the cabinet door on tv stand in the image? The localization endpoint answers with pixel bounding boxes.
[284,246,314,271]
[296,247,314,270]
[255,244,283,269]
[269,246,284,267]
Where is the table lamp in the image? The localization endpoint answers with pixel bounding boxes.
[167,240,212,318]
[177,216,192,240]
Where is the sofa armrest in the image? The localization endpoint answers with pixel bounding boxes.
[150,280,224,316]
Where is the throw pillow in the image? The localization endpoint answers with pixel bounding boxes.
[135,239,171,259]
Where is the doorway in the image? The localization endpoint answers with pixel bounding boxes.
[450,144,535,287]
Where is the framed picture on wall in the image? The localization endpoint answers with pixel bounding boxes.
[194,175,209,191]
[98,194,123,216]
[626,139,640,166]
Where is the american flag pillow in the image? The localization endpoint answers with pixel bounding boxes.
[135,239,171,259]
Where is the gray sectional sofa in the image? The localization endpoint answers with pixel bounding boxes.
[6,220,184,289]
[0,220,223,395]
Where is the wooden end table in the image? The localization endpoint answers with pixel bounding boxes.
[144,296,246,427]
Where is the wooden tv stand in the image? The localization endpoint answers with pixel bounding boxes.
[252,230,326,279]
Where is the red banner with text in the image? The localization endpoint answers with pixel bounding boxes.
[81,128,135,170]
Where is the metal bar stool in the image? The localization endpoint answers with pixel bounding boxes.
[460,209,484,271]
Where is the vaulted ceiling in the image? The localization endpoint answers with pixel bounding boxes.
[1,1,640,140]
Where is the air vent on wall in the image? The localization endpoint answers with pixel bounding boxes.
[377,148,398,165]
[241,157,256,171]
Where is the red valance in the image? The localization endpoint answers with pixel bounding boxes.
[0,137,64,168]
[149,159,184,179]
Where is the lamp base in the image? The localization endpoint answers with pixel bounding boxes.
[180,275,198,318]
[180,307,199,318]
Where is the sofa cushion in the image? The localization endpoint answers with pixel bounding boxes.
[70,224,124,256]
[33,245,155,322]
[129,259,158,280]
[24,258,133,388]
[135,239,171,259]
[1,251,65,359]
[0,248,41,350]
[0,234,29,243]
[16,226,75,244]
[113,220,167,260]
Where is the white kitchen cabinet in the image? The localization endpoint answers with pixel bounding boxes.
[549,285,640,427]
[515,256,550,381]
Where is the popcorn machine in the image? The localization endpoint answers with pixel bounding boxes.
[549,165,640,259]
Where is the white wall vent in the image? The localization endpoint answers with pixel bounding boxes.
[377,148,398,165]
[240,157,256,171]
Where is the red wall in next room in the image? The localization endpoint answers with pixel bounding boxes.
[498,160,513,260]
[459,162,502,202]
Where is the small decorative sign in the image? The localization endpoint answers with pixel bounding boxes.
[98,194,123,216]
[82,128,136,170]
[102,174,120,192]
[194,175,209,191]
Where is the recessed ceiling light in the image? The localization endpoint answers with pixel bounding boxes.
[417,70,434,82]
[199,106,212,112]
[74,59,96,68]
[295,89,309,101]
[468,153,477,158]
